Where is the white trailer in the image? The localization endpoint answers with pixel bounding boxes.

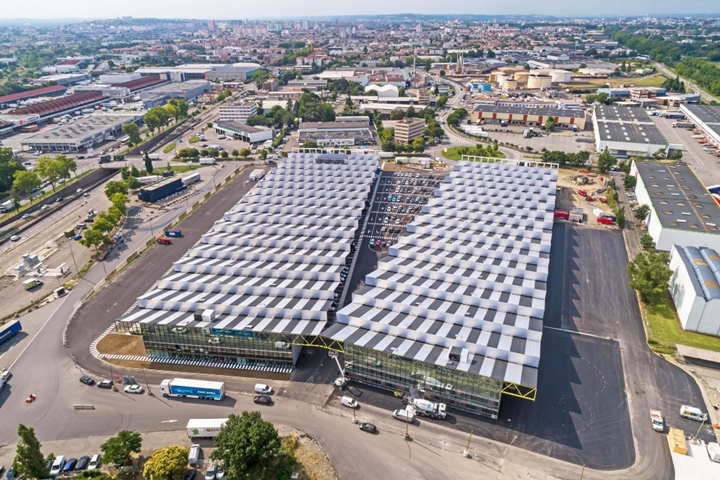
[199,157,216,165]
[0,200,15,213]
[137,175,161,185]
[148,153,161,160]
[182,172,201,186]
[249,169,265,181]
[186,418,227,439]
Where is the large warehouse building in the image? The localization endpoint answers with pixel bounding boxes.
[631,161,720,252]
[324,160,558,417]
[21,114,142,152]
[115,152,377,372]
[134,63,262,82]
[680,104,720,149]
[593,106,667,157]
[470,105,587,130]
[669,245,720,337]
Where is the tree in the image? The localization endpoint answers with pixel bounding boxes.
[130,165,141,177]
[231,150,239,157]
[640,234,655,250]
[12,170,41,199]
[14,424,48,480]
[439,70,446,77]
[301,141,318,149]
[122,123,142,145]
[168,99,189,119]
[105,181,128,200]
[100,430,142,467]
[436,94,448,108]
[221,150,228,158]
[411,137,425,153]
[210,412,281,480]
[634,204,650,221]
[145,152,154,174]
[259,149,268,160]
[624,175,637,189]
[615,207,625,228]
[626,250,672,303]
[0,147,24,193]
[252,69,271,88]
[55,155,77,179]
[143,446,188,480]
[34,157,64,192]
[93,218,115,234]
[79,228,108,252]
[398,86,405,97]
[544,117,555,133]
[597,148,617,173]
[110,192,128,210]
[239,148,251,159]
[486,49,496,58]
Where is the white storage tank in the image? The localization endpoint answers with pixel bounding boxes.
[548,70,572,83]
[527,75,553,89]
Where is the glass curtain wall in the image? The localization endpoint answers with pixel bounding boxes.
[344,344,503,418]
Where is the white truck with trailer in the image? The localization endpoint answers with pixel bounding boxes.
[160,378,225,400]
[199,157,216,165]
[186,418,227,439]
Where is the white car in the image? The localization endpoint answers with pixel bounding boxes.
[254,383,272,394]
[341,396,358,409]
[124,384,144,394]
[10,235,20,242]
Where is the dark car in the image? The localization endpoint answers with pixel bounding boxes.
[183,470,196,480]
[359,423,377,434]
[97,379,113,389]
[6,465,13,479]
[79,375,95,386]
[62,459,77,473]
[75,456,90,471]
[253,395,272,405]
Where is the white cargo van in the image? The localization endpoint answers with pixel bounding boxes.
[50,456,66,476]
[680,405,707,422]
[392,406,415,423]
[188,444,201,466]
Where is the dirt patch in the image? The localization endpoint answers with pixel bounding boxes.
[278,429,338,480]
[556,168,615,225]
[97,333,147,356]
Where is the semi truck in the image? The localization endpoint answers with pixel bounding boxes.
[186,418,228,439]
[160,378,225,400]
[672,122,694,129]
[410,399,447,419]
[664,112,684,119]
[182,173,201,186]
[0,320,22,347]
[148,153,161,160]
[0,200,16,213]
[199,157,216,165]
[99,155,112,163]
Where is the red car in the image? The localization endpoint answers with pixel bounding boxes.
[157,237,172,245]
[375,239,382,247]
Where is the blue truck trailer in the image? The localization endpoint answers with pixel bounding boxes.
[160,378,225,400]
[0,320,22,346]
[137,177,183,203]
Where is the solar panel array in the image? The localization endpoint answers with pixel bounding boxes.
[324,161,558,387]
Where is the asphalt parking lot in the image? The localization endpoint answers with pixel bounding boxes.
[343,169,445,307]
[338,222,715,471]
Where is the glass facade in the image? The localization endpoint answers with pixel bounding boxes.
[344,344,503,418]
[115,321,295,368]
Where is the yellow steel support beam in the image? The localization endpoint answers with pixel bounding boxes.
[291,335,344,353]
[501,382,537,401]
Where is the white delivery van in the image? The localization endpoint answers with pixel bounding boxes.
[341,396,358,409]
[50,456,66,476]
[680,405,708,422]
[254,384,272,394]
[188,444,201,466]
[392,406,415,423]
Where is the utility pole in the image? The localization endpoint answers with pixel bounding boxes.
[404,409,410,440]
[141,365,152,396]
[463,430,473,457]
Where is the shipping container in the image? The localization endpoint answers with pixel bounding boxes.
[597,217,613,225]
[137,177,183,203]
[554,210,569,220]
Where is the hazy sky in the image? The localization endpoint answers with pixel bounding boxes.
[0,0,718,20]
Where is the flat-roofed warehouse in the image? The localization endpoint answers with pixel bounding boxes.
[21,114,142,152]
[470,105,587,130]
[593,106,667,157]
[324,159,558,418]
[115,152,378,372]
[631,160,720,251]
[298,120,374,147]
[680,104,720,149]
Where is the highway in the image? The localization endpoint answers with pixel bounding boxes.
[654,62,718,104]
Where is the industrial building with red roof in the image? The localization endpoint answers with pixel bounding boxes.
[0,85,68,108]
[7,91,107,118]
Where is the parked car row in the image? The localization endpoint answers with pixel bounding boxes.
[49,454,101,476]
